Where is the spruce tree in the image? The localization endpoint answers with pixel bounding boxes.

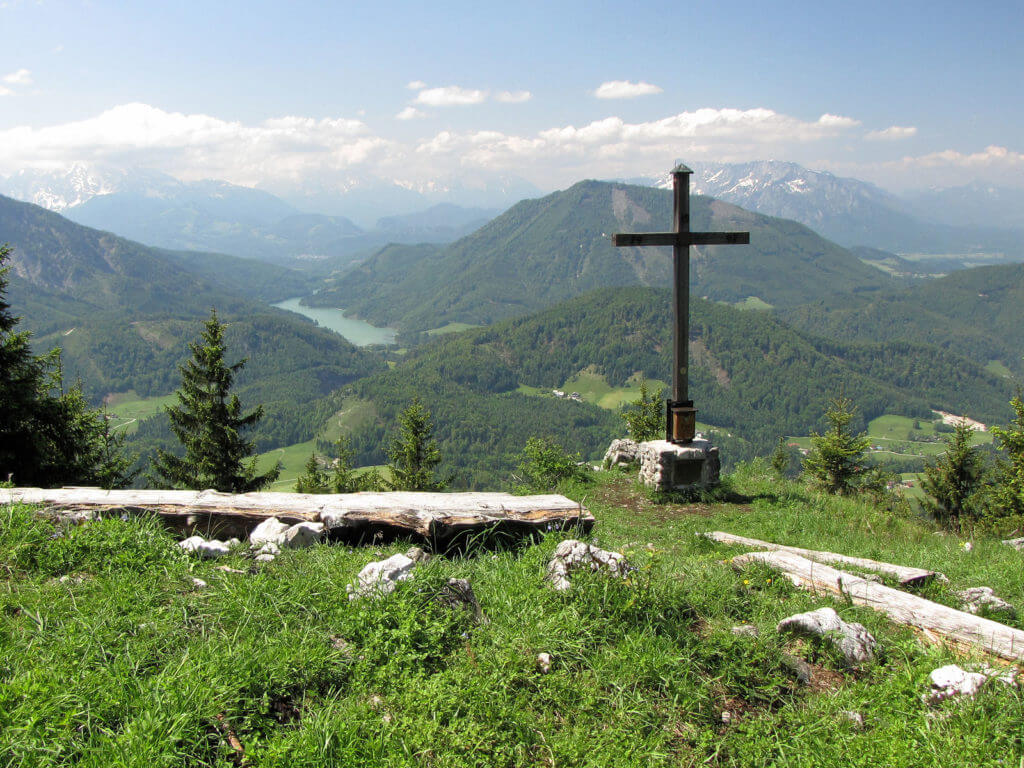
[803,395,871,495]
[152,310,279,492]
[387,398,447,491]
[770,436,791,476]
[621,378,664,442]
[990,391,1024,519]
[0,244,135,487]
[330,436,361,493]
[921,417,984,528]
[0,243,48,482]
[294,452,330,494]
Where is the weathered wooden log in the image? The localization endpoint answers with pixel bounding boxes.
[734,550,1024,662]
[4,487,593,549]
[703,531,942,585]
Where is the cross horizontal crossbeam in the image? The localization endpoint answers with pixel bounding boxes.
[612,232,751,247]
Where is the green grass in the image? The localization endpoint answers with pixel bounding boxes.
[257,439,318,490]
[733,296,774,311]
[3,466,1023,766]
[985,359,1013,378]
[255,398,382,490]
[105,392,177,435]
[787,414,994,465]
[516,371,669,411]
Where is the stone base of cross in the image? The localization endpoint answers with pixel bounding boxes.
[638,439,720,492]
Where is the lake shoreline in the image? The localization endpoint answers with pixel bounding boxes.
[272,297,397,347]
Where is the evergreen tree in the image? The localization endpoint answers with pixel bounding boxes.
[0,244,135,487]
[803,395,871,495]
[151,310,279,492]
[387,398,447,491]
[770,436,791,476]
[294,452,330,494]
[330,435,361,493]
[515,436,590,493]
[920,417,984,528]
[989,391,1024,518]
[621,378,664,442]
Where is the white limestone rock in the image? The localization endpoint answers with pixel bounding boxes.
[603,438,639,468]
[925,664,1017,704]
[178,535,238,559]
[546,539,629,591]
[776,606,877,665]
[250,517,290,547]
[348,553,418,600]
[282,521,325,549]
[956,586,1016,616]
[253,541,280,563]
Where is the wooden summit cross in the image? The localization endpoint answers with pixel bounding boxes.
[613,164,749,444]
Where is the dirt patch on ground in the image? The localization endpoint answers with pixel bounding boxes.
[592,473,747,521]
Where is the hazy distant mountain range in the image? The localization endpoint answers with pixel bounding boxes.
[0,165,503,268]
[624,160,1024,259]
[5,160,1021,267]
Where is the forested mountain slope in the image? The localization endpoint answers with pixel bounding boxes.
[323,287,1010,488]
[0,194,385,449]
[780,262,1024,377]
[310,180,891,332]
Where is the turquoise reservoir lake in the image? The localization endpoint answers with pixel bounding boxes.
[272,297,397,346]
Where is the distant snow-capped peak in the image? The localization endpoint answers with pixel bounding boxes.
[0,162,126,210]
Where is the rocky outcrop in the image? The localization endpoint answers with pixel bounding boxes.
[602,439,639,468]
[776,607,877,665]
[546,539,630,591]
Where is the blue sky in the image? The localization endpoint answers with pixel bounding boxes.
[0,0,1021,192]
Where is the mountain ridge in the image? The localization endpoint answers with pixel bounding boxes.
[309,179,892,332]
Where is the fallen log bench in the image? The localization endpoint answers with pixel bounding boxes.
[701,531,943,585]
[4,487,593,550]
[734,550,1024,662]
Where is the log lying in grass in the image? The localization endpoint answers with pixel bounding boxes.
[703,531,943,585]
[734,550,1024,662]
[4,487,593,549]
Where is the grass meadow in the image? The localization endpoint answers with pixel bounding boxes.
[3,463,1023,766]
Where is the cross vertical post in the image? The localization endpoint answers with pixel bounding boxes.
[612,164,750,445]
[672,168,690,405]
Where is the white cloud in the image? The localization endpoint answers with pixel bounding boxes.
[496,90,532,103]
[817,113,860,128]
[865,125,917,141]
[13,101,1012,197]
[406,80,426,90]
[412,107,864,186]
[594,80,662,99]
[0,103,391,185]
[0,85,11,97]
[414,85,487,106]
[895,144,1024,169]
[3,68,32,85]
[396,106,427,120]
